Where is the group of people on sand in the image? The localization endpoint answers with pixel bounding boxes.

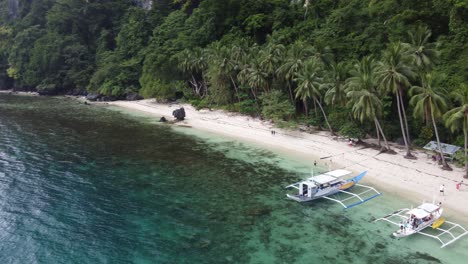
[439,181,463,196]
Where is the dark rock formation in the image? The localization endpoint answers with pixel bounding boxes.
[172,107,186,120]
[37,88,57,96]
[86,93,102,101]
[67,88,88,96]
[100,95,119,102]
[159,116,167,122]
[125,92,143,101]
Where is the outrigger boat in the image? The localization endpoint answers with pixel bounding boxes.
[375,202,468,248]
[285,169,381,209]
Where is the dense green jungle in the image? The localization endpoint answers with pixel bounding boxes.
[0,0,467,174]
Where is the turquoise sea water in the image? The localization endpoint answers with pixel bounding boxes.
[0,94,466,263]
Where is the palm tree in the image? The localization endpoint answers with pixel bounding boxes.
[259,43,285,84]
[277,41,313,103]
[404,25,439,72]
[410,73,449,169]
[324,61,349,107]
[177,48,207,97]
[294,59,332,132]
[444,84,468,177]
[378,42,416,158]
[312,40,334,68]
[346,56,390,150]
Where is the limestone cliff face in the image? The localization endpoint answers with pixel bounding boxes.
[133,0,152,10]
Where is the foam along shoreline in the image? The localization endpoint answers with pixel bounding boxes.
[105,99,468,221]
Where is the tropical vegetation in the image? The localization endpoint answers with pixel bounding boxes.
[0,0,467,172]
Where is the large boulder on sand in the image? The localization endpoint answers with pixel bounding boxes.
[172,107,186,120]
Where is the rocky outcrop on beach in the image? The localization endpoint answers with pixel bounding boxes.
[125,92,143,101]
[66,88,88,96]
[172,107,185,120]
[86,93,102,101]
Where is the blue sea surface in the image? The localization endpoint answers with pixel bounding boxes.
[0,94,466,263]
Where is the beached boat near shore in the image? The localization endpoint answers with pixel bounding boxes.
[375,202,468,248]
[285,169,381,209]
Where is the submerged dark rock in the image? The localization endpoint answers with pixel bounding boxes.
[172,107,186,120]
[409,252,441,263]
[245,207,271,217]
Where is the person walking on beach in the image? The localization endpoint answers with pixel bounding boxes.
[456,181,463,191]
[439,184,445,196]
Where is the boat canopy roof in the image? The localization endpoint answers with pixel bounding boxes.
[324,169,352,177]
[310,174,339,184]
[303,169,352,185]
[407,208,430,219]
[406,203,440,219]
[418,203,439,213]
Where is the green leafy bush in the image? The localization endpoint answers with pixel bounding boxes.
[260,90,294,122]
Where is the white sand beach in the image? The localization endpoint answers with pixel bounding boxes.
[108,99,468,220]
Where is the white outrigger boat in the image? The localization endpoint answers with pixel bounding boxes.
[285,169,381,209]
[375,202,468,248]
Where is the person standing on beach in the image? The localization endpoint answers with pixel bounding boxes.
[456,181,463,191]
[440,184,445,196]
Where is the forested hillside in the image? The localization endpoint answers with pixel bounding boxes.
[0,0,467,168]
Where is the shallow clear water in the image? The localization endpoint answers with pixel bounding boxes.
[0,94,465,263]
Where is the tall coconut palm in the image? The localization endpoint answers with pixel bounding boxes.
[410,73,449,169]
[294,59,332,132]
[404,25,439,72]
[312,40,334,68]
[444,84,468,177]
[259,43,285,84]
[228,41,251,103]
[177,48,207,97]
[346,56,390,150]
[324,61,349,107]
[277,41,313,103]
[378,42,416,158]
[205,43,233,104]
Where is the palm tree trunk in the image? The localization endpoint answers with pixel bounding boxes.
[425,103,431,127]
[287,81,294,104]
[464,122,468,178]
[230,75,241,104]
[304,100,309,117]
[431,109,450,169]
[376,118,390,150]
[399,88,413,148]
[315,98,333,134]
[313,99,318,116]
[202,73,208,97]
[375,119,381,148]
[396,93,411,157]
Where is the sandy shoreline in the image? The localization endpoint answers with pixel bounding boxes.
[108,99,468,221]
